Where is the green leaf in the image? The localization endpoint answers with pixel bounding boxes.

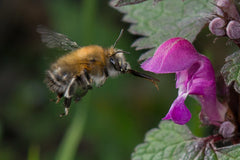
[114,0,148,7]
[110,0,214,61]
[131,121,240,160]
[205,143,240,159]
[131,121,203,160]
[215,144,240,159]
[221,50,240,93]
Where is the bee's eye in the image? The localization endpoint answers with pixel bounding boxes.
[110,57,116,65]
[110,57,122,71]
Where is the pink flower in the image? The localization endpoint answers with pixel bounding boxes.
[141,38,226,125]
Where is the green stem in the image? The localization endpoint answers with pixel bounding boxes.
[27,145,40,160]
[55,95,90,160]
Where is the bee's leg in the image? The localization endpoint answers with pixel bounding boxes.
[83,69,93,89]
[60,98,72,117]
[77,69,93,89]
[74,70,93,102]
[56,93,63,103]
[60,78,76,117]
[49,93,63,103]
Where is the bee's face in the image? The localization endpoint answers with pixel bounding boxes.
[107,49,130,72]
[110,53,126,71]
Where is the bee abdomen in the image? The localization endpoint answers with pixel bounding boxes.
[45,70,68,94]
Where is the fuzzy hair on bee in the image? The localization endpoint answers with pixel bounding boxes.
[37,26,159,116]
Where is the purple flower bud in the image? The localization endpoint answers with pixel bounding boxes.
[219,121,236,138]
[216,0,229,17]
[141,38,227,125]
[226,20,240,39]
[217,0,230,9]
[216,0,240,20]
[209,17,226,36]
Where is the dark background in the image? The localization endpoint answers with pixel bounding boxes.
[0,0,237,159]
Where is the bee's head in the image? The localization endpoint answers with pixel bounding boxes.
[106,29,159,89]
[106,29,131,72]
[107,47,130,72]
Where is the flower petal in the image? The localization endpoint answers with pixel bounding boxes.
[162,93,191,125]
[141,37,200,73]
[142,37,227,126]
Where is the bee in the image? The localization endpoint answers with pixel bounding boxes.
[37,26,159,116]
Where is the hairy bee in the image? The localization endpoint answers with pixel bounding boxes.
[37,26,159,116]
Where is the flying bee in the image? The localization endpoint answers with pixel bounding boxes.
[37,26,159,116]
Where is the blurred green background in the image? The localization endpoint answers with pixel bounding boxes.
[0,0,238,160]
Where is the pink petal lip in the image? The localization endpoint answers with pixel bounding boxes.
[162,93,191,125]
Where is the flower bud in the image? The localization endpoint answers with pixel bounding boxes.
[216,0,230,16]
[226,20,240,39]
[217,0,230,8]
[216,0,240,20]
[209,17,226,36]
[219,121,236,138]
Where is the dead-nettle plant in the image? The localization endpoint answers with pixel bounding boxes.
[111,0,240,159]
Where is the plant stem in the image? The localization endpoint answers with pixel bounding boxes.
[27,145,40,160]
[55,95,90,160]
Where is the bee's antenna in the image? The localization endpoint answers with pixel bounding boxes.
[113,29,124,48]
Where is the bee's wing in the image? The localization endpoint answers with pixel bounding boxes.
[37,25,80,51]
